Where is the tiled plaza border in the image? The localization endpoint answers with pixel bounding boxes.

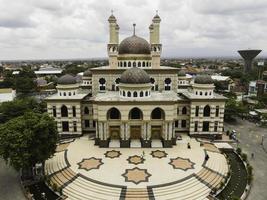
[122,167,152,185]
[127,155,145,165]
[77,157,104,171]
[168,157,196,171]
[104,150,122,159]
[150,150,168,159]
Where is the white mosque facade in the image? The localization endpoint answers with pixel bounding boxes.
[46,13,226,148]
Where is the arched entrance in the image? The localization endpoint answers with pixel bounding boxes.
[151,108,165,139]
[129,108,143,139]
[130,126,142,139]
[109,126,121,139]
[107,108,121,139]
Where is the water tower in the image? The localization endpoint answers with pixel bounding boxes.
[237,49,262,72]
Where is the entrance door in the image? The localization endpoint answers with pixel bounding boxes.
[109,126,120,139]
[151,126,162,139]
[130,126,141,139]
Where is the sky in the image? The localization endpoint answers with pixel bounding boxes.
[0,0,266,60]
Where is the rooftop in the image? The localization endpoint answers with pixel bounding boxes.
[93,91,180,102]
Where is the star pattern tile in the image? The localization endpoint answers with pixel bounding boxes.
[104,150,122,159]
[77,157,103,171]
[151,150,168,159]
[122,167,151,185]
[127,155,145,165]
[169,157,195,171]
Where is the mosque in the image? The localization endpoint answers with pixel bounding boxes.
[45,13,226,148]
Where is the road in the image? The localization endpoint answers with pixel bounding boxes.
[225,118,267,200]
[0,158,25,200]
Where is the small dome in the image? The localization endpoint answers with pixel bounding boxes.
[108,14,116,23]
[178,70,186,77]
[57,74,77,85]
[194,75,213,84]
[153,14,161,22]
[120,67,150,84]
[83,69,92,76]
[119,35,151,55]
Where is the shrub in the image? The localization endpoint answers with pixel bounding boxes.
[241,153,248,162]
[220,181,225,189]
[46,178,51,186]
[247,175,253,185]
[236,147,242,155]
[247,165,253,175]
[52,183,58,192]
[232,196,241,200]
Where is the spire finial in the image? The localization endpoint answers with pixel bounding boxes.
[133,23,136,35]
[111,9,114,15]
[156,10,158,15]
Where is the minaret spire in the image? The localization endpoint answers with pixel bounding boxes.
[133,23,136,35]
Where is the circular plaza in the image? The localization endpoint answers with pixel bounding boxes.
[45,136,229,200]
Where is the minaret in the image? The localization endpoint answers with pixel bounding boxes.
[107,10,119,69]
[149,23,154,44]
[151,11,162,69]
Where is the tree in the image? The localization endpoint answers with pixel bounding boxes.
[0,70,15,88]
[0,97,46,123]
[0,112,58,171]
[15,67,37,94]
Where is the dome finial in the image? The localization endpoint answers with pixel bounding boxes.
[133,23,136,35]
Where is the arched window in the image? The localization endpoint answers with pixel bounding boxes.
[99,78,106,90]
[107,108,121,119]
[203,105,211,117]
[123,91,126,96]
[165,78,172,90]
[182,106,187,115]
[127,91,131,97]
[138,62,141,67]
[140,91,143,97]
[61,105,68,117]
[143,61,145,67]
[216,106,219,117]
[146,62,149,67]
[133,62,136,67]
[84,107,89,115]
[129,108,142,119]
[124,62,127,67]
[151,108,165,119]
[69,92,71,96]
[145,91,148,96]
[200,91,203,95]
[205,92,208,96]
[133,91,138,97]
[128,61,131,67]
[63,92,66,96]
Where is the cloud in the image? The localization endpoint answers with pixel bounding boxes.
[0,0,266,60]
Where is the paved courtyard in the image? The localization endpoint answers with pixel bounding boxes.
[225,118,267,200]
[45,136,228,199]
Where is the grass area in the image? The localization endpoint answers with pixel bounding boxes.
[216,151,247,200]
